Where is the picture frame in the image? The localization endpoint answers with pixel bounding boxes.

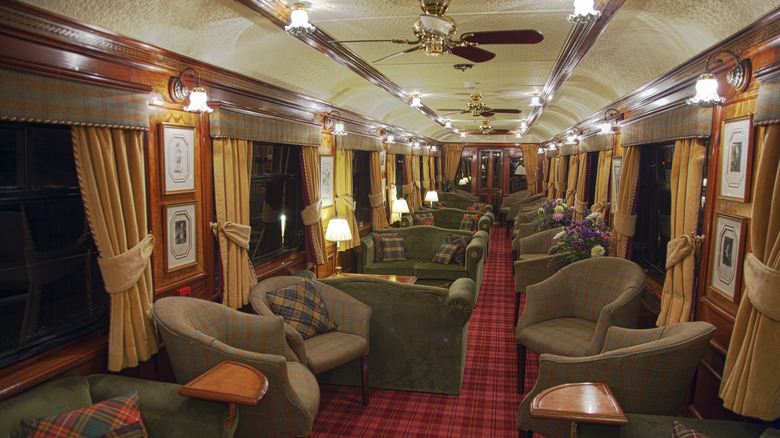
[160,123,195,195]
[379,150,386,171]
[610,155,622,213]
[710,213,747,302]
[320,155,334,207]
[164,201,198,272]
[719,115,753,202]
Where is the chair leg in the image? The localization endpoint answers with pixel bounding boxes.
[514,294,520,325]
[360,354,369,405]
[517,344,526,394]
[519,428,532,438]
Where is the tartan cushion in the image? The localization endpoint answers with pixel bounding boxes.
[413,213,435,226]
[373,232,398,262]
[22,390,147,438]
[672,422,710,438]
[432,201,446,209]
[267,280,338,340]
[380,235,407,261]
[467,202,486,211]
[447,234,472,266]
[460,213,480,231]
[432,243,459,264]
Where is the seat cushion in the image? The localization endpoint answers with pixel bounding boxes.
[363,260,416,276]
[267,280,338,340]
[518,318,596,357]
[304,331,368,374]
[414,262,468,281]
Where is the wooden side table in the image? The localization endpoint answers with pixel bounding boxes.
[529,382,628,438]
[179,361,269,428]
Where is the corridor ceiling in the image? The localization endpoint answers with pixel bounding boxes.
[21,0,780,143]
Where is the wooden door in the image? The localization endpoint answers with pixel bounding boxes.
[478,149,503,207]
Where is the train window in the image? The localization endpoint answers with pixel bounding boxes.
[395,154,405,200]
[352,151,370,225]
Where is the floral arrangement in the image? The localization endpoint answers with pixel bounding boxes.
[536,198,573,230]
[553,211,612,262]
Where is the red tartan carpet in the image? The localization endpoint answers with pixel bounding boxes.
[312,225,540,437]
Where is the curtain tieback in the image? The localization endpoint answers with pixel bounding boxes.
[744,253,780,320]
[566,188,576,197]
[97,234,155,294]
[436,176,442,182]
[402,183,414,193]
[574,199,589,214]
[547,182,554,189]
[337,194,355,210]
[368,192,384,208]
[613,212,637,237]
[555,182,567,192]
[415,181,421,189]
[301,200,322,226]
[665,233,704,270]
[591,201,610,215]
[210,221,251,250]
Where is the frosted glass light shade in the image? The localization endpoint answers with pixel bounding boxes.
[285,5,315,36]
[392,198,410,214]
[325,218,352,242]
[687,73,724,107]
[183,87,213,113]
[424,191,439,204]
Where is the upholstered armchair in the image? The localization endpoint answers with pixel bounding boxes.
[499,190,531,221]
[512,227,566,322]
[511,226,563,266]
[517,322,716,438]
[507,194,546,237]
[515,257,646,392]
[153,297,320,438]
[250,276,371,405]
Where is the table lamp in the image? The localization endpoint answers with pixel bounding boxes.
[391,198,410,224]
[424,190,439,208]
[324,218,352,277]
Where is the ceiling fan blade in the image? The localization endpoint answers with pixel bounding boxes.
[373,46,422,63]
[490,109,523,114]
[461,30,544,45]
[492,129,512,135]
[437,109,469,112]
[329,39,420,45]
[451,45,496,63]
[479,111,495,117]
[441,111,468,116]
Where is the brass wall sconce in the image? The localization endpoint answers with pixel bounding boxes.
[597,108,622,135]
[169,67,213,113]
[687,50,751,107]
[324,111,347,136]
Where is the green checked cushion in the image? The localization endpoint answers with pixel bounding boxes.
[373,232,398,262]
[413,213,435,226]
[672,422,710,438]
[467,202,486,211]
[380,235,407,261]
[267,280,337,340]
[22,390,147,438]
[447,234,472,265]
[432,243,459,264]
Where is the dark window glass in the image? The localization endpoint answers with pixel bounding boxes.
[395,154,404,200]
[0,122,108,368]
[587,151,599,206]
[455,157,472,190]
[352,151,370,225]
[509,159,528,193]
[247,142,304,262]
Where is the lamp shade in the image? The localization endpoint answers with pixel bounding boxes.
[324,218,352,242]
[514,165,527,176]
[424,191,439,204]
[391,198,410,214]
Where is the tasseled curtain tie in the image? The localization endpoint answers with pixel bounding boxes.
[368,192,384,208]
[744,253,780,320]
[415,181,421,189]
[665,233,704,270]
[402,183,414,194]
[555,182,567,192]
[591,201,610,215]
[575,199,589,215]
[97,234,155,294]
[337,194,355,211]
[436,176,442,182]
[613,211,637,237]
[301,200,322,226]
[210,221,251,250]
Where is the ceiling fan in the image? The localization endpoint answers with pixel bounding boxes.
[439,93,522,117]
[330,0,543,63]
[461,120,511,135]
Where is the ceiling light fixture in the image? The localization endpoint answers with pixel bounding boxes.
[411,96,423,107]
[386,134,395,143]
[444,120,452,128]
[520,119,529,130]
[597,108,622,135]
[324,110,347,136]
[687,50,751,108]
[285,3,315,37]
[568,0,601,24]
[565,129,580,144]
[460,132,466,138]
[169,67,213,113]
[530,94,543,107]
[453,63,474,72]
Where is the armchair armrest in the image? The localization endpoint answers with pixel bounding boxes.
[513,222,539,241]
[400,214,413,227]
[318,283,372,342]
[445,278,477,323]
[464,235,486,281]
[477,214,492,232]
[224,312,301,363]
[356,236,374,273]
[292,269,316,279]
[516,274,573,334]
[514,254,567,294]
[586,285,644,355]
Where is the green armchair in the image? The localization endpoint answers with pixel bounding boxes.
[512,227,566,323]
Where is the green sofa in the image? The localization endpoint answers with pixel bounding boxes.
[356,225,487,293]
[315,276,478,395]
[0,374,236,438]
[579,414,778,438]
[437,191,493,213]
[401,207,494,235]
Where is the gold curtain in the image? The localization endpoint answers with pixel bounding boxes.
[429,155,436,190]
[421,155,431,193]
[573,153,589,221]
[657,138,706,325]
[520,146,540,194]
[335,148,361,249]
[212,138,256,309]
[403,154,414,210]
[301,144,327,265]
[611,146,640,258]
[720,125,780,421]
[413,155,423,210]
[547,157,557,200]
[565,154,579,207]
[591,149,613,217]
[369,151,389,230]
[542,157,550,196]
[443,144,464,181]
[435,155,443,189]
[72,126,157,372]
[387,153,402,222]
[555,155,568,200]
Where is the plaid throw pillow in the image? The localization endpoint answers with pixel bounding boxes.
[467,202,486,211]
[432,201,446,209]
[380,235,407,261]
[23,390,147,438]
[267,280,337,339]
[671,422,710,438]
[460,213,480,231]
[447,234,472,266]
[413,213,435,226]
[373,232,398,262]
[432,243,459,264]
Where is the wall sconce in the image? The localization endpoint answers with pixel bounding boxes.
[548,142,558,151]
[565,129,580,144]
[411,96,423,107]
[460,132,466,137]
[169,67,213,113]
[568,0,601,23]
[520,119,529,130]
[285,3,315,37]
[324,111,347,136]
[597,108,622,135]
[687,50,751,107]
[444,120,452,128]
[530,94,543,107]
[385,134,395,143]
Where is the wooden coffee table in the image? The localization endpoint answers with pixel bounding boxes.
[327,273,417,284]
[530,382,627,437]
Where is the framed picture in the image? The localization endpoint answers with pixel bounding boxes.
[165,201,198,272]
[320,156,334,207]
[710,213,747,302]
[719,115,753,202]
[160,123,195,194]
[379,151,387,171]
[610,156,622,213]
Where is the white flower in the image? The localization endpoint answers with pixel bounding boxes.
[538,207,544,213]
[591,245,605,258]
[554,205,564,214]
[554,231,566,240]
[586,212,601,221]
[555,198,564,204]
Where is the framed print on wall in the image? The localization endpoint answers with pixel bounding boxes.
[719,115,753,202]
[320,156,334,207]
[610,155,622,213]
[710,213,747,302]
[379,150,386,171]
[160,123,195,194]
[165,201,198,272]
